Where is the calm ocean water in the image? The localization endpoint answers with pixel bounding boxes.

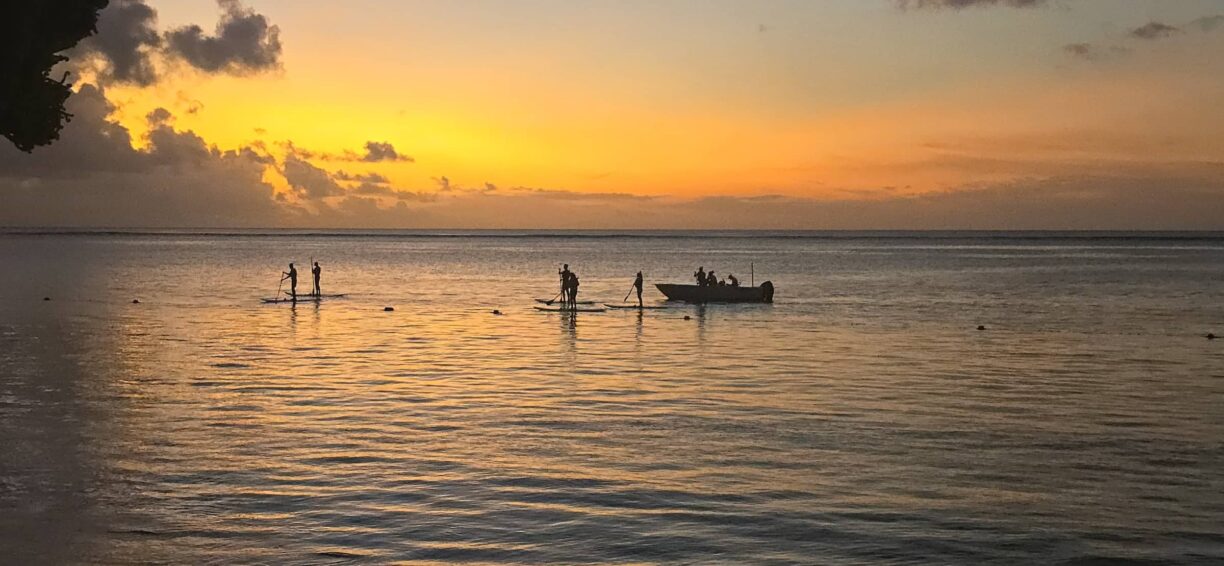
[1,231,1222,564]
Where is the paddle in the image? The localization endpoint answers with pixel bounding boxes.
[544,289,563,306]
[275,271,286,301]
[623,285,634,303]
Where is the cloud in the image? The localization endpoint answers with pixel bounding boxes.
[0,84,283,227]
[1063,42,1094,59]
[358,141,413,162]
[282,154,344,199]
[1129,22,1180,40]
[176,91,204,115]
[1066,14,1222,64]
[164,0,282,74]
[433,176,454,192]
[1062,42,1129,62]
[293,141,415,163]
[334,171,390,184]
[349,182,437,202]
[69,0,282,85]
[894,0,1047,10]
[0,84,145,178]
[72,0,162,86]
[280,150,417,200]
[145,107,173,125]
[1189,15,1224,33]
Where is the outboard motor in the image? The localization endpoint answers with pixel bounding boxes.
[761,281,774,303]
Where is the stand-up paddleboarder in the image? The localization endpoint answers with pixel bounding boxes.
[558,264,572,305]
[282,263,298,300]
[633,271,644,307]
[312,262,322,296]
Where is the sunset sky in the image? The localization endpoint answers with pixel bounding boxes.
[3,0,1224,228]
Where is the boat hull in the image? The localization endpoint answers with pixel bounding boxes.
[655,281,774,303]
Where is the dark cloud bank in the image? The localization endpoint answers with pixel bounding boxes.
[2,85,1222,230]
[0,85,280,227]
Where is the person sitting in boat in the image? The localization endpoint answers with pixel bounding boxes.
[727,273,739,287]
[282,262,298,300]
[706,271,718,287]
[694,266,706,287]
[311,262,322,296]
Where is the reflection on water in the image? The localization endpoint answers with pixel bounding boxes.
[1,232,1223,564]
[634,311,644,348]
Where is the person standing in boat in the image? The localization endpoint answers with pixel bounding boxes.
[282,262,298,300]
[706,270,717,287]
[633,271,644,307]
[558,264,572,305]
[694,266,706,287]
[311,261,322,296]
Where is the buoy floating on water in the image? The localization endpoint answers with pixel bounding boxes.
[684,315,691,320]
[1208,333,1217,340]
[492,309,502,315]
[384,306,395,312]
[977,325,986,331]
[132,299,140,304]
[43,297,51,301]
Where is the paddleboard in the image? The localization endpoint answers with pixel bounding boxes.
[535,299,596,305]
[534,306,606,313]
[603,303,669,310]
[260,293,346,304]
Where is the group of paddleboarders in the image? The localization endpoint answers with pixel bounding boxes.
[693,266,739,288]
[552,266,646,309]
[280,261,322,300]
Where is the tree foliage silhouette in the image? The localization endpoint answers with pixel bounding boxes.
[1,1,109,152]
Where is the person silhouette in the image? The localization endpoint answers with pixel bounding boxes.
[694,266,706,287]
[569,272,581,309]
[558,263,572,305]
[283,263,298,300]
[311,262,322,296]
[633,271,644,307]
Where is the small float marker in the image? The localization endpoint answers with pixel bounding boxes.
[492,309,502,315]
[43,297,51,301]
[1208,333,1217,340]
[977,325,986,331]
[384,306,395,312]
[132,299,141,304]
[684,315,691,320]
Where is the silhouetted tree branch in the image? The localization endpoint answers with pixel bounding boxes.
[1,0,109,152]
